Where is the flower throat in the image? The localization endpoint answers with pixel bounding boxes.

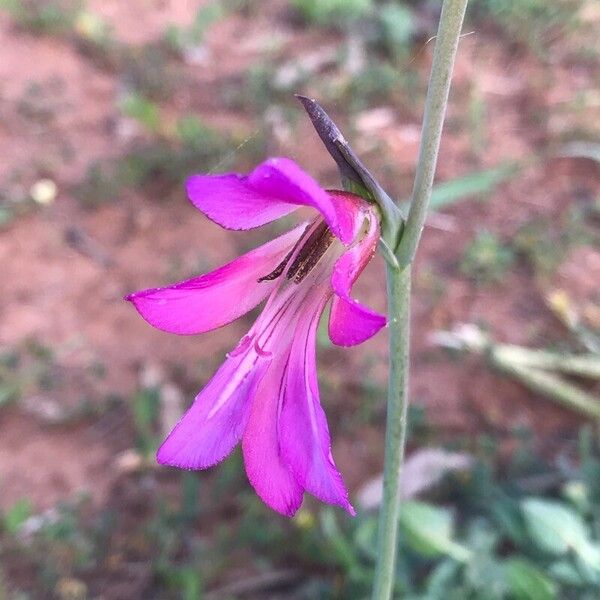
[258,221,335,284]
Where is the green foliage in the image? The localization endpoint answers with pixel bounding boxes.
[400,501,471,562]
[312,434,600,598]
[346,59,404,109]
[242,63,278,112]
[132,386,161,456]
[292,0,373,29]
[471,0,582,52]
[2,421,600,598]
[0,375,20,407]
[291,0,417,60]
[73,8,111,46]
[505,558,556,600]
[164,1,225,54]
[117,43,177,101]
[0,0,82,35]
[460,230,516,284]
[287,1,420,111]
[423,163,519,211]
[377,2,416,58]
[118,91,161,133]
[2,500,33,535]
[4,497,97,590]
[522,498,600,569]
[513,219,565,277]
[513,200,600,278]
[76,120,263,207]
[468,81,487,156]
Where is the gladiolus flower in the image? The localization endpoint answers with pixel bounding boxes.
[126,157,386,516]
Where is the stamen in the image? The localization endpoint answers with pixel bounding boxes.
[257,221,335,284]
[286,221,335,283]
[257,247,295,282]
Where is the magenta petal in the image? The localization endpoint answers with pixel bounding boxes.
[329,211,386,346]
[242,353,304,517]
[187,158,354,243]
[329,296,386,346]
[126,224,306,335]
[187,172,297,231]
[327,190,369,246]
[157,336,271,469]
[279,304,355,515]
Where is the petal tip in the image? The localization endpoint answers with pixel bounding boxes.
[247,480,304,518]
[156,445,177,468]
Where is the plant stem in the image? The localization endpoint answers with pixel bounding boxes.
[372,1,468,598]
[395,0,469,268]
[372,263,411,599]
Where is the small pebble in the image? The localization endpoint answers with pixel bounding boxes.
[30,179,57,205]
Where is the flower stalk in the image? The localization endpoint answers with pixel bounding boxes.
[372,1,469,598]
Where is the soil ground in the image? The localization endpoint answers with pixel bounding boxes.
[0,0,599,596]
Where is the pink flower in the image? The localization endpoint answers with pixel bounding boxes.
[126,158,386,516]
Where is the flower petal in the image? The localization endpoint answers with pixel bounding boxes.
[242,351,304,517]
[187,158,355,243]
[279,301,355,515]
[327,190,369,246]
[157,335,271,469]
[329,210,386,346]
[126,224,306,335]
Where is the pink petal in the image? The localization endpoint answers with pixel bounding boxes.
[242,351,303,517]
[187,158,355,243]
[157,335,271,469]
[279,301,355,515]
[329,210,386,346]
[329,296,386,347]
[126,224,306,335]
[327,190,369,246]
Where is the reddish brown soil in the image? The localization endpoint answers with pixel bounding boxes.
[0,2,598,515]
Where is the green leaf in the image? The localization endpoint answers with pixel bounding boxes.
[3,499,33,535]
[465,551,507,598]
[378,3,415,55]
[425,163,519,211]
[319,508,358,570]
[575,553,600,586]
[292,0,373,27]
[424,559,461,597]
[400,501,471,562]
[0,206,14,228]
[491,499,528,546]
[119,92,161,133]
[506,558,557,600]
[132,387,161,455]
[549,560,584,587]
[0,382,20,406]
[521,498,600,570]
[353,515,379,561]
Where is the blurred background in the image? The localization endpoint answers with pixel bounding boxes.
[1,0,599,598]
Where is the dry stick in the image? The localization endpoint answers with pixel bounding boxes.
[491,345,600,379]
[371,1,469,598]
[490,353,600,420]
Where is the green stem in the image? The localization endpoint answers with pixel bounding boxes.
[395,0,469,268]
[372,1,468,598]
[372,264,411,599]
